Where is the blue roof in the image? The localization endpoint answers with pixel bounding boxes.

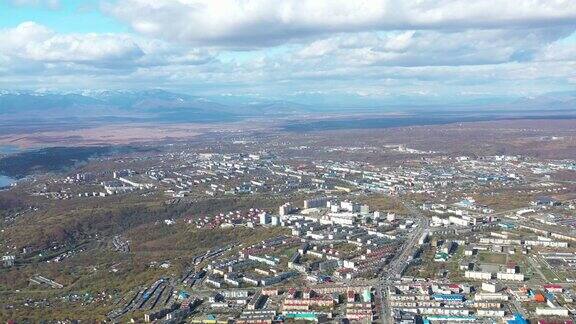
[507,313,528,324]
[432,293,464,301]
[498,222,516,229]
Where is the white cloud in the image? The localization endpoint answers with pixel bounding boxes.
[0,22,144,66]
[105,0,576,47]
[295,28,574,67]
[0,22,215,70]
[1,6,575,103]
[25,34,144,65]
[537,42,576,62]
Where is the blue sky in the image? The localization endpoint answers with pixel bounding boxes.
[0,1,126,33]
[1,0,575,104]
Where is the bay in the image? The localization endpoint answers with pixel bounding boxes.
[0,145,21,155]
[0,175,16,188]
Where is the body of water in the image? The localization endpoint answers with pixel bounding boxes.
[0,175,16,188]
[282,113,576,132]
[0,145,21,155]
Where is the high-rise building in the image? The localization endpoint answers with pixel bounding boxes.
[259,212,271,225]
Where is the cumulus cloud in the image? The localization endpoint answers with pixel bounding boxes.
[0,22,215,71]
[105,0,576,47]
[2,0,576,102]
[295,27,575,67]
[537,42,576,62]
[0,22,144,67]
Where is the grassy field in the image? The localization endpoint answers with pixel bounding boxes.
[354,194,409,215]
[478,252,508,265]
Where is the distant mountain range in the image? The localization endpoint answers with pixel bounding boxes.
[0,89,574,124]
[0,89,313,124]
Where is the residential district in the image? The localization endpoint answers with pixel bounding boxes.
[1,138,576,323]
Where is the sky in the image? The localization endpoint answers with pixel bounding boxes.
[0,0,575,104]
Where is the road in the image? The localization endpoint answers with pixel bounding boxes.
[377,201,430,323]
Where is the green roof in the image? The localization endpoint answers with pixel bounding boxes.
[434,252,449,260]
[285,313,318,320]
[362,289,372,302]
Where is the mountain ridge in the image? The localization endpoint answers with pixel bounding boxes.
[0,89,574,124]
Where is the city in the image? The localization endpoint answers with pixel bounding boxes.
[1,0,576,323]
[1,123,576,322]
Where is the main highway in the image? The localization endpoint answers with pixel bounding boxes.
[377,201,430,323]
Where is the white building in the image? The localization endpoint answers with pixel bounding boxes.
[535,307,569,316]
[496,272,524,281]
[259,212,271,225]
[340,201,360,213]
[481,282,502,293]
[328,212,356,226]
[477,309,506,317]
[474,293,509,301]
[279,203,295,216]
[465,271,493,280]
